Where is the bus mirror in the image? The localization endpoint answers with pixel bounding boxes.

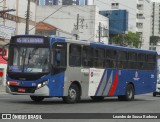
[1,44,9,61]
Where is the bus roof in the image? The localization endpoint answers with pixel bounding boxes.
[11,35,157,55]
[64,38,157,55]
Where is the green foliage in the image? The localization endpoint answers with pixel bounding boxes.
[111,32,141,48]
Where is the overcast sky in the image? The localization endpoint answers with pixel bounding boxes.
[151,0,160,2]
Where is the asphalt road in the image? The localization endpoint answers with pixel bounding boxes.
[0,93,160,122]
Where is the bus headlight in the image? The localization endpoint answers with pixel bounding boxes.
[37,80,48,89]
[6,81,20,86]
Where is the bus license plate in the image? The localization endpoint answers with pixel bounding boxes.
[18,88,26,92]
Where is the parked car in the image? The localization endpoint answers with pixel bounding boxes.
[153,78,160,96]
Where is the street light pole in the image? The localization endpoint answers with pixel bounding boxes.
[25,0,30,35]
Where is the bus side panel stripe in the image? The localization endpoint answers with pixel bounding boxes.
[95,69,106,96]
[108,71,119,96]
[96,70,108,96]
[102,71,113,96]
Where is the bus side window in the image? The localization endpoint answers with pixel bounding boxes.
[128,52,137,69]
[106,49,116,68]
[117,51,127,69]
[137,53,146,70]
[94,48,105,68]
[82,46,93,67]
[146,54,156,70]
[69,44,81,67]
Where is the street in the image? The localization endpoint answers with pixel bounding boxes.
[0,93,159,113]
[0,93,160,122]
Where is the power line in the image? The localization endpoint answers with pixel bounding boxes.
[29,6,66,32]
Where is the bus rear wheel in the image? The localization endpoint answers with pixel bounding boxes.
[125,84,134,101]
[30,96,44,102]
[153,92,157,97]
[62,84,80,103]
[118,84,134,101]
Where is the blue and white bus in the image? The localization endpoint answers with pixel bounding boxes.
[3,35,157,103]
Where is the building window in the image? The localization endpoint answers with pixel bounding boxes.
[137,4,143,10]
[137,13,144,19]
[149,47,156,51]
[136,23,143,28]
[111,3,119,9]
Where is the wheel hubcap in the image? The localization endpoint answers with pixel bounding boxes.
[69,88,76,99]
[127,89,132,99]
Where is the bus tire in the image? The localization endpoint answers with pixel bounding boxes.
[90,96,104,101]
[62,84,80,103]
[124,84,134,101]
[153,92,156,97]
[30,96,44,102]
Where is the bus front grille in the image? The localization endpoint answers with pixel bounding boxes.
[9,86,36,93]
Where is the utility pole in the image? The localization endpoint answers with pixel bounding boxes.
[25,0,30,35]
[99,22,101,42]
[16,0,19,35]
[76,14,79,40]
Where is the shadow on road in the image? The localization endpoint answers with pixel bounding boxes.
[3,97,154,105]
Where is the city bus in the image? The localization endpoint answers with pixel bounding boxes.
[2,35,157,103]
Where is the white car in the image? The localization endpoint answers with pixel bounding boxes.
[153,79,160,96]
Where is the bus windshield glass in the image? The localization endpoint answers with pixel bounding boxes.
[8,46,50,73]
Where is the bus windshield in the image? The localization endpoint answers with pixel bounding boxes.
[8,46,50,73]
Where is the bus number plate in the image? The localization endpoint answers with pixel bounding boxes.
[18,88,26,92]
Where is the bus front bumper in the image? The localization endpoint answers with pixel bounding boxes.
[6,85,49,96]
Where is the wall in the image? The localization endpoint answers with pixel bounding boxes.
[36,5,109,43]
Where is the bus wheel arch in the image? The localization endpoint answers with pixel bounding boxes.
[62,81,81,103]
[71,81,82,96]
[118,82,135,101]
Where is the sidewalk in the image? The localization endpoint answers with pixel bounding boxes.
[0,85,5,92]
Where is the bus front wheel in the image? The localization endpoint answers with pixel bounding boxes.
[62,84,80,103]
[30,96,44,102]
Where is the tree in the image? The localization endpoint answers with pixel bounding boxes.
[110,32,141,48]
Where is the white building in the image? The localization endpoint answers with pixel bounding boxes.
[94,0,152,50]
[0,0,37,87]
[36,5,109,43]
[149,1,160,51]
[151,1,160,37]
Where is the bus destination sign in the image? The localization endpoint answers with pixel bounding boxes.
[16,38,44,44]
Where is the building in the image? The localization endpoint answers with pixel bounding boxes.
[94,0,152,50]
[149,2,160,50]
[99,10,128,36]
[149,1,160,69]
[37,0,94,5]
[36,5,109,43]
[0,0,37,87]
